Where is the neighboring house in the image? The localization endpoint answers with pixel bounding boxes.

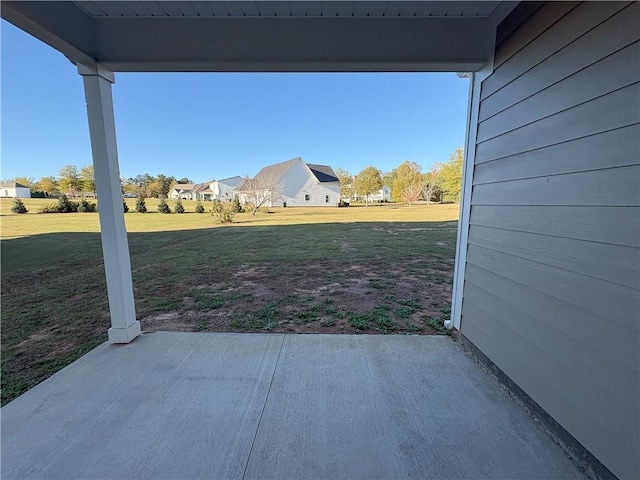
[211,176,243,201]
[0,182,31,198]
[168,183,196,200]
[353,186,391,203]
[237,157,340,207]
[191,177,243,201]
[192,182,214,201]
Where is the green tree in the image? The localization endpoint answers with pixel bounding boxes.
[194,201,205,213]
[10,198,28,214]
[156,174,175,198]
[381,171,395,190]
[58,165,81,196]
[438,148,464,201]
[157,197,171,214]
[174,198,185,214]
[135,195,148,213]
[36,176,59,197]
[391,161,422,203]
[79,165,96,195]
[335,168,354,200]
[353,166,383,207]
[123,200,130,213]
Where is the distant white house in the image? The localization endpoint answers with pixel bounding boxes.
[367,186,392,202]
[168,184,196,200]
[351,186,392,203]
[191,177,243,201]
[237,157,340,207]
[1,182,31,198]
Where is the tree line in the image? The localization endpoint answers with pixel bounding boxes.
[3,165,192,199]
[5,148,463,205]
[336,147,464,206]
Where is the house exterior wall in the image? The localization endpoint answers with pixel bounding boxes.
[278,161,340,207]
[216,177,243,200]
[1,187,30,198]
[460,3,639,479]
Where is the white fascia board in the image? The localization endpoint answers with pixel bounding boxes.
[449,68,491,331]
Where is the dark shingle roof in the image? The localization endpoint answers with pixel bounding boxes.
[0,182,29,188]
[254,157,338,183]
[307,164,339,183]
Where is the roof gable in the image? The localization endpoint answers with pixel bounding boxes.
[254,157,302,182]
[306,164,339,183]
[1,182,28,188]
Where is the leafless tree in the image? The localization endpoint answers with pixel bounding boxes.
[236,173,284,215]
[401,180,424,207]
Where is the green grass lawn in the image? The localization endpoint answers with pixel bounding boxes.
[1,198,459,405]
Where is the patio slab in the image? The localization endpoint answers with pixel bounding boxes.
[1,332,584,480]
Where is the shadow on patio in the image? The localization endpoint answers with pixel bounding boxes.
[1,332,584,479]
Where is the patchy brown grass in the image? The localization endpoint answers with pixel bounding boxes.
[1,204,458,404]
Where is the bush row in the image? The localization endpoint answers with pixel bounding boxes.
[37,195,97,214]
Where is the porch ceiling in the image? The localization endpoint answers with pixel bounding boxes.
[1,1,517,72]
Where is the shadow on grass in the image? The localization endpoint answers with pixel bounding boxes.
[1,220,458,405]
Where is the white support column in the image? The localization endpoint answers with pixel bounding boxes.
[448,69,488,331]
[78,63,140,343]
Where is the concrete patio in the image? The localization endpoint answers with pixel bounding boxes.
[2,333,584,480]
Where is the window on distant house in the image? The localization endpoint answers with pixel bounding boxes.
[305,194,310,201]
[325,195,329,203]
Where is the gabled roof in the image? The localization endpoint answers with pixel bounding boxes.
[192,183,212,193]
[254,158,301,182]
[172,183,195,192]
[0,182,28,188]
[254,157,338,184]
[218,176,243,186]
[307,164,339,183]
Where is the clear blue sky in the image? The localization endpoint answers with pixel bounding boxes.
[1,19,469,183]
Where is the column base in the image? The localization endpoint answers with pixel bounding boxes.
[108,321,141,344]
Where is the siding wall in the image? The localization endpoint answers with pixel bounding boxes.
[460,2,640,479]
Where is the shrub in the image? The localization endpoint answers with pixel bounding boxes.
[135,196,147,213]
[37,202,60,214]
[211,200,235,224]
[10,198,28,214]
[57,194,78,213]
[77,199,97,212]
[194,201,205,213]
[157,198,171,214]
[123,200,129,213]
[231,195,244,213]
[174,198,185,214]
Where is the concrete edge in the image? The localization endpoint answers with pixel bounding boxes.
[458,333,619,480]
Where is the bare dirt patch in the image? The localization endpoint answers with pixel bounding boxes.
[141,260,453,336]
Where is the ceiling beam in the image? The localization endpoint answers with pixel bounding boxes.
[2,2,499,72]
[94,16,495,72]
[2,1,96,64]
